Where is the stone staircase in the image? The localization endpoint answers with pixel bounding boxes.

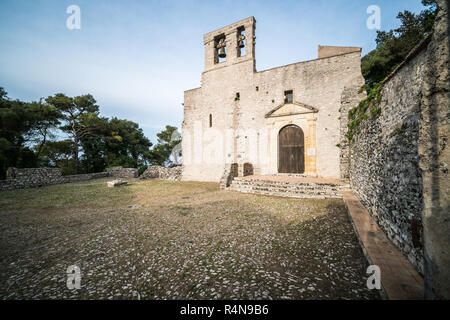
[228,176,350,199]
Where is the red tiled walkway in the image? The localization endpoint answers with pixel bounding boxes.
[342,191,424,300]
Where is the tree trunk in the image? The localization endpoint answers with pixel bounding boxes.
[72,122,79,174]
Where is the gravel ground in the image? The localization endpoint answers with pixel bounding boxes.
[0,178,379,300]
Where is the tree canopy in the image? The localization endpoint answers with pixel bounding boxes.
[0,87,179,179]
[149,125,181,166]
[361,0,437,87]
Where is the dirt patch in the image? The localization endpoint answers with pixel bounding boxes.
[0,178,379,300]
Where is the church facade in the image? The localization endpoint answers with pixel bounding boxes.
[182,17,365,182]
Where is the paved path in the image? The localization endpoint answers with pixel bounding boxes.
[342,191,424,300]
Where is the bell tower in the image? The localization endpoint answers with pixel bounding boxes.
[203,17,256,72]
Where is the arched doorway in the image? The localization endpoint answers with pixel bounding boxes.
[278,125,305,174]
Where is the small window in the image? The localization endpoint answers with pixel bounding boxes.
[284,90,293,104]
[235,92,240,101]
[209,114,212,127]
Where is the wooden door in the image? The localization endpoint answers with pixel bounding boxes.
[278,125,305,174]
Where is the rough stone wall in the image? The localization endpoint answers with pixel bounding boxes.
[349,47,427,274]
[63,172,109,183]
[219,163,238,188]
[182,17,364,182]
[106,166,138,179]
[0,168,110,191]
[1,168,64,191]
[419,0,450,299]
[140,166,182,181]
[349,2,449,294]
[339,82,366,181]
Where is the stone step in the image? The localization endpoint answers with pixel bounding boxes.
[232,177,348,187]
[228,178,348,199]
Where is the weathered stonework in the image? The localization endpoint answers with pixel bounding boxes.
[107,180,128,187]
[219,163,238,188]
[339,85,366,181]
[349,45,427,275]
[106,166,138,179]
[2,167,64,190]
[182,17,364,182]
[63,172,110,183]
[0,168,111,191]
[349,2,450,291]
[0,166,140,191]
[418,0,450,299]
[228,177,348,199]
[139,166,182,181]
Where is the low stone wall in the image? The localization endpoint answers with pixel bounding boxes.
[349,40,428,274]
[106,166,138,178]
[1,168,64,191]
[63,172,110,183]
[140,166,182,181]
[0,165,168,191]
[0,168,111,191]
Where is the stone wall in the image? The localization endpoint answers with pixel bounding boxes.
[219,163,238,188]
[63,172,110,183]
[418,0,450,299]
[1,168,64,191]
[349,42,428,274]
[0,165,170,191]
[349,3,449,296]
[339,84,366,182]
[106,166,138,179]
[0,168,111,191]
[140,166,182,181]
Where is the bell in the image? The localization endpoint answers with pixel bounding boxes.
[218,46,226,58]
[238,35,246,48]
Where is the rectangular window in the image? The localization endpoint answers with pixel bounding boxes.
[284,90,293,104]
[209,114,212,127]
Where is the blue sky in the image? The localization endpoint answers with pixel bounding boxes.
[0,0,426,143]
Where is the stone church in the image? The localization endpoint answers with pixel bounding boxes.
[182,17,365,182]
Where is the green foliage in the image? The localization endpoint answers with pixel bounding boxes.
[0,86,159,178]
[149,125,181,166]
[0,88,40,178]
[348,1,438,143]
[138,165,148,176]
[98,117,153,170]
[361,0,437,87]
[347,83,383,142]
[45,93,100,173]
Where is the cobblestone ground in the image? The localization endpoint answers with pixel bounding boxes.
[0,178,379,300]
